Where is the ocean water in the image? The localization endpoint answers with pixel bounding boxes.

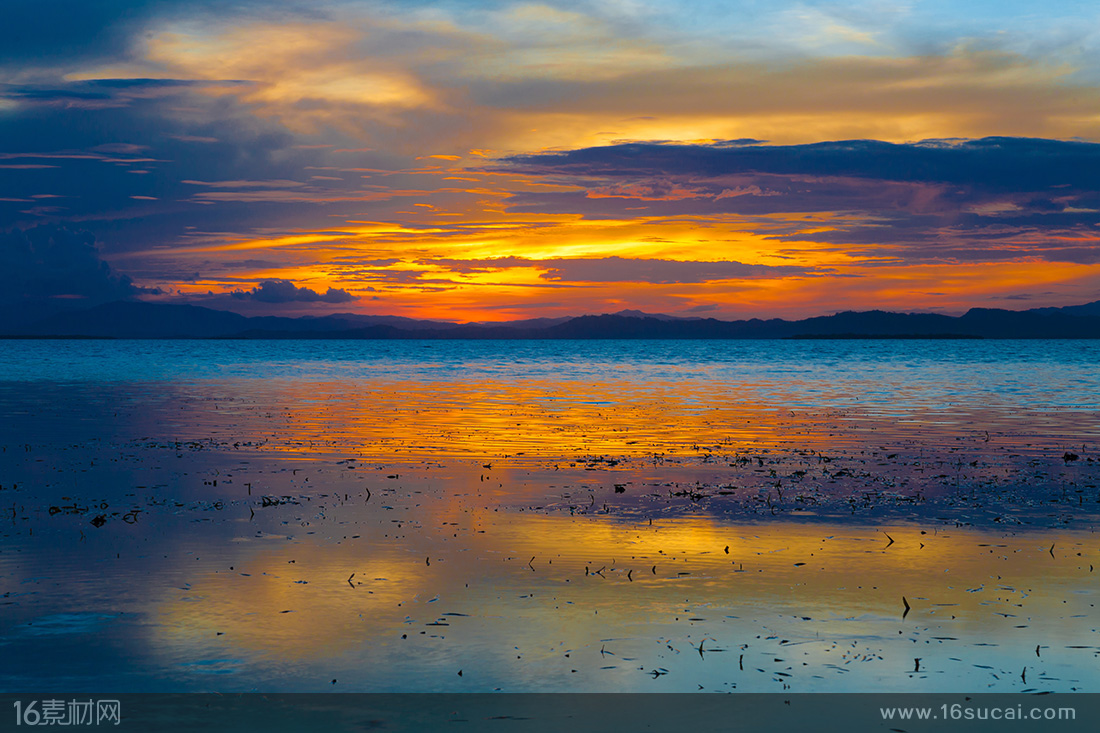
[0,339,1097,456]
[2,339,1099,396]
[1,339,1097,693]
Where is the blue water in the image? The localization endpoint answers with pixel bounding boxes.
[1,339,1097,456]
[1,340,1098,694]
[1,338,1097,405]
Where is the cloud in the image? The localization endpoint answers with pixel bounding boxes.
[0,0,303,67]
[0,78,250,110]
[0,224,158,307]
[408,255,815,284]
[3,2,1100,320]
[538,256,811,283]
[14,3,1100,156]
[498,137,1100,265]
[502,137,1100,190]
[230,279,356,303]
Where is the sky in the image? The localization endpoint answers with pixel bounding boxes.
[3,0,1100,322]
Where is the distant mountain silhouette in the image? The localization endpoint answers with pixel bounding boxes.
[22,301,251,338]
[6,298,1100,339]
[611,309,702,321]
[15,301,458,338]
[1029,299,1100,317]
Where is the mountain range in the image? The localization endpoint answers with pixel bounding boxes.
[5,299,1100,339]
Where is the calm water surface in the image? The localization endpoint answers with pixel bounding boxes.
[1,339,1098,456]
[0,340,1097,693]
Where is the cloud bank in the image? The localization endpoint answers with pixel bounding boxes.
[231,279,356,303]
[499,137,1100,266]
[0,224,156,304]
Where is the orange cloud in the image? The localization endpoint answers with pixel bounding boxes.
[47,5,1100,320]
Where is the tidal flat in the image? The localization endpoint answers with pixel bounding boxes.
[0,340,1097,693]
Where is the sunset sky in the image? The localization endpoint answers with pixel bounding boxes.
[3,0,1100,322]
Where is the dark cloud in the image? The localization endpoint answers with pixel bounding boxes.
[0,80,372,261]
[1039,248,1100,265]
[231,279,356,303]
[416,256,537,273]
[0,224,158,321]
[418,256,814,283]
[537,256,812,283]
[232,259,283,269]
[497,137,1100,265]
[502,137,1100,190]
[0,79,251,110]
[0,1,315,66]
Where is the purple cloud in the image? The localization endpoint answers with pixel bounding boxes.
[231,279,356,303]
[494,138,1100,265]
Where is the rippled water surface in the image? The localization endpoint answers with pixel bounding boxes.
[0,339,1097,693]
[3,340,1099,397]
[1,339,1098,456]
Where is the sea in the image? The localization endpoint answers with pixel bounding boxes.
[0,339,1097,696]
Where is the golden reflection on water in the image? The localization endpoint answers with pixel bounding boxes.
[3,367,1097,692]
[187,378,1081,461]
[150,507,1098,690]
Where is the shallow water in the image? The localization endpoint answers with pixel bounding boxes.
[0,340,1097,692]
[1,339,1098,458]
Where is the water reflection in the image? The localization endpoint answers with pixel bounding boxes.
[2,460,1097,692]
[0,340,1097,693]
[2,377,1096,463]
